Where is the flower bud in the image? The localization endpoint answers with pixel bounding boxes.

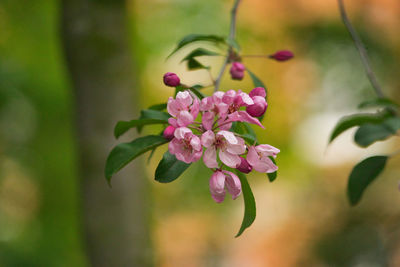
[246,96,268,117]
[229,62,245,80]
[236,157,252,174]
[163,72,180,87]
[249,87,266,98]
[269,50,294,61]
[163,125,176,140]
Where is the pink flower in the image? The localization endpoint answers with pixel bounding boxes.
[236,157,252,174]
[167,91,200,127]
[209,170,241,203]
[230,62,245,80]
[163,72,180,87]
[168,127,202,163]
[246,96,268,117]
[200,91,228,130]
[227,111,264,128]
[222,90,254,111]
[249,87,266,98]
[163,125,175,140]
[201,130,246,168]
[247,144,280,173]
[269,50,294,62]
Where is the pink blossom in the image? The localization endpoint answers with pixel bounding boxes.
[163,125,175,140]
[269,50,294,62]
[163,72,180,87]
[249,87,267,98]
[201,130,246,168]
[209,170,241,203]
[168,127,202,163]
[200,92,228,130]
[222,90,253,111]
[247,144,280,173]
[227,111,264,128]
[167,91,200,127]
[236,157,252,174]
[230,62,245,80]
[246,96,268,117]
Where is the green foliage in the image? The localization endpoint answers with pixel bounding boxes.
[358,98,399,110]
[267,157,277,182]
[354,117,400,147]
[329,111,391,143]
[226,37,241,51]
[230,121,258,145]
[187,58,209,70]
[189,86,206,99]
[137,109,171,133]
[105,135,168,184]
[235,171,256,237]
[155,151,191,183]
[114,119,168,138]
[148,103,167,111]
[247,69,266,90]
[181,48,220,62]
[347,156,388,205]
[168,34,226,58]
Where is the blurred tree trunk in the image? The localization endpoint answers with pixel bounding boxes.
[61,1,153,266]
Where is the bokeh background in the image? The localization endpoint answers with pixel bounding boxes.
[1,0,400,266]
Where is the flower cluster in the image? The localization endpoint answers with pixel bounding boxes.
[164,85,279,203]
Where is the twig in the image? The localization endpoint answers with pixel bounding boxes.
[337,0,385,98]
[214,0,241,92]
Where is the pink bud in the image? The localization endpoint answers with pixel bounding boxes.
[229,62,245,80]
[236,157,252,174]
[249,87,266,98]
[246,96,268,117]
[163,125,176,140]
[163,72,180,87]
[269,50,294,61]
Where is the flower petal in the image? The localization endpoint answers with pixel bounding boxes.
[217,130,238,145]
[177,110,194,126]
[256,144,280,157]
[222,170,242,199]
[246,146,259,167]
[209,171,226,203]
[219,150,241,168]
[190,135,202,151]
[203,146,218,168]
[174,127,192,140]
[201,130,215,148]
[226,137,246,155]
[202,111,215,130]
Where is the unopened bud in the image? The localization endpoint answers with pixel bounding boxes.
[236,157,252,174]
[246,96,268,117]
[269,50,294,61]
[249,87,266,98]
[229,62,245,80]
[163,125,176,140]
[163,72,180,87]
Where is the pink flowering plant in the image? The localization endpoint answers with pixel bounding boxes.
[105,0,293,237]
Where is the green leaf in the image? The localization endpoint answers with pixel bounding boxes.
[148,103,167,111]
[235,171,256,237]
[267,157,277,182]
[246,69,266,89]
[114,119,168,139]
[358,98,399,110]
[155,151,191,183]
[347,156,388,206]
[189,86,205,99]
[137,109,171,133]
[226,38,241,51]
[105,135,168,184]
[354,117,400,147]
[187,58,208,70]
[230,122,258,145]
[168,34,226,58]
[181,48,220,62]
[329,112,391,143]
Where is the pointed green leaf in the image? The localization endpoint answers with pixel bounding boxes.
[181,48,220,62]
[189,86,205,99]
[329,112,391,143]
[267,157,277,182]
[114,119,169,138]
[358,98,399,110]
[348,156,388,205]
[148,103,167,111]
[137,109,171,133]
[155,151,191,183]
[187,58,208,70]
[354,117,400,147]
[246,69,266,89]
[168,34,226,58]
[235,171,256,237]
[105,135,168,184]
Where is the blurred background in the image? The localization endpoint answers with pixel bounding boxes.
[1,0,400,266]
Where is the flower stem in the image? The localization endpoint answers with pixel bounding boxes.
[337,0,385,98]
[214,0,241,92]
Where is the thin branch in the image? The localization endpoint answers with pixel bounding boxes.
[214,0,241,92]
[337,0,385,98]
